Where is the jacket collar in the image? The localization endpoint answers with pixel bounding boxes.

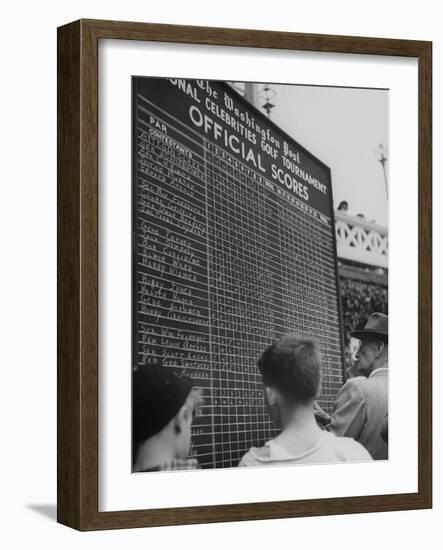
[369,367,388,378]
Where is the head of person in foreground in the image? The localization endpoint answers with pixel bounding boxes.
[238,334,372,466]
[132,365,203,472]
[258,334,321,429]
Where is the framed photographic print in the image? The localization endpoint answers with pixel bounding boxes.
[57,19,432,530]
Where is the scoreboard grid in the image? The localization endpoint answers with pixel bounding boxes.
[133,78,345,469]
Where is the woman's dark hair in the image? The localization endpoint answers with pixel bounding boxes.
[258,335,322,404]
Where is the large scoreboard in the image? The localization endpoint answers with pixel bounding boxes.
[133,77,344,469]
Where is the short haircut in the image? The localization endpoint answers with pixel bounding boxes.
[258,335,322,404]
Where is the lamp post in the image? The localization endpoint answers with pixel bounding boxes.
[376,143,388,199]
[259,84,276,118]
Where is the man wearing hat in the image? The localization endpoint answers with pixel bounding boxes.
[328,312,388,460]
[132,365,203,472]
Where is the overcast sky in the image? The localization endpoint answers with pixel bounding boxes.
[256,83,389,227]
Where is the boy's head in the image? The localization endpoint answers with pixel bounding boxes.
[132,366,202,465]
[258,335,322,413]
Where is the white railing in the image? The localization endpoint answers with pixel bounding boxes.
[335,211,388,268]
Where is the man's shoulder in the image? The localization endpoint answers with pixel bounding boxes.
[337,376,367,398]
[343,372,388,405]
[324,431,373,461]
[343,376,367,388]
[365,370,389,393]
[239,443,271,466]
[342,373,387,392]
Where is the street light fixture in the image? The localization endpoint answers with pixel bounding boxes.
[259,84,276,118]
[376,143,389,199]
